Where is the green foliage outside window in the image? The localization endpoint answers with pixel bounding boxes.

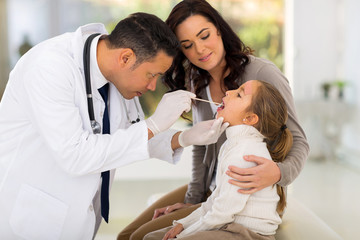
[238,20,284,71]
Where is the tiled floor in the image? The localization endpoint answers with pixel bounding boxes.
[95,159,360,240]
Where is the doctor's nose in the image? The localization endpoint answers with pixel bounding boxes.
[147,78,157,91]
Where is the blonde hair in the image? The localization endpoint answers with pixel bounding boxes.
[247,80,293,214]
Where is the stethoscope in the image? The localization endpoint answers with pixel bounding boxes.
[83,33,140,134]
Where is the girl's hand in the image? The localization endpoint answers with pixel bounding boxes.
[162,224,184,240]
[153,203,193,219]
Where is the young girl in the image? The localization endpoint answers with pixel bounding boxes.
[143,80,293,240]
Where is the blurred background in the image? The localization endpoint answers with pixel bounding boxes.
[1,0,359,239]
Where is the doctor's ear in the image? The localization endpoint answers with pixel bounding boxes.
[118,48,135,68]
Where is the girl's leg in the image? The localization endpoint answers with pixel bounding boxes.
[130,204,201,240]
[172,223,275,240]
[143,226,173,240]
[117,184,188,240]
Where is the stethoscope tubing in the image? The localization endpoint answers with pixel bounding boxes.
[83,33,140,134]
[83,33,101,124]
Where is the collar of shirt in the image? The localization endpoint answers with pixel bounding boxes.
[90,34,108,90]
[225,124,264,143]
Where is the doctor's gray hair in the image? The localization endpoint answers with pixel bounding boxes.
[106,12,180,69]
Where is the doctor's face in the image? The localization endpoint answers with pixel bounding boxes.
[114,50,173,99]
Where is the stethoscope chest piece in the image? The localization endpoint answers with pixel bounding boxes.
[91,120,102,134]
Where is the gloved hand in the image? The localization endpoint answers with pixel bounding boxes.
[178,117,229,147]
[145,90,195,135]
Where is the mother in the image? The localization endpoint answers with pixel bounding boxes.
[118,1,309,239]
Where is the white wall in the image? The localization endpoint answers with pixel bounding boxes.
[286,0,360,164]
[343,0,360,105]
[287,0,360,104]
[287,0,338,100]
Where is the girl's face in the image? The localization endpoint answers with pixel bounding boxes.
[216,80,260,126]
[175,14,226,75]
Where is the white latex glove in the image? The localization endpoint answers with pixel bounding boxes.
[145,90,195,135]
[178,117,229,147]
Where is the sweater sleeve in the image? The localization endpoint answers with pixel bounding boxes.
[255,61,310,186]
[185,144,208,204]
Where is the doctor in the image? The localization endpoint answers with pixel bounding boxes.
[0,13,228,240]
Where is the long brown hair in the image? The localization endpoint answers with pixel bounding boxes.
[164,0,253,95]
[248,80,293,214]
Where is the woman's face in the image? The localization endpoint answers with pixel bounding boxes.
[175,14,226,74]
[216,80,260,126]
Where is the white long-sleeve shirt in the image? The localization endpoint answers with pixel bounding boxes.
[175,125,282,237]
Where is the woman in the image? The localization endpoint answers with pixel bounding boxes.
[144,80,292,240]
[117,1,309,239]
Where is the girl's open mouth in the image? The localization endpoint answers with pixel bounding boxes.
[217,101,225,112]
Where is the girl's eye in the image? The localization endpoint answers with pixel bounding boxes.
[201,33,210,40]
[237,93,242,98]
[183,44,193,49]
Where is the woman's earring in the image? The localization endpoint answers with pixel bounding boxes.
[243,118,246,122]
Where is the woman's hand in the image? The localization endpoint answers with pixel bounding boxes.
[226,155,281,194]
[152,203,193,220]
[162,224,184,240]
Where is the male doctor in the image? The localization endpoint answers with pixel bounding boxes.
[0,13,228,239]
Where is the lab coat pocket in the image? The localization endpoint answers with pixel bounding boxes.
[9,184,69,240]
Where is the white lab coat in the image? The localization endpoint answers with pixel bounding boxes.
[0,23,182,240]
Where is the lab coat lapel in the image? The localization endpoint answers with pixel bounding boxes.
[72,23,108,72]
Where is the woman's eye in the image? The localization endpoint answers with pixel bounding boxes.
[201,33,210,40]
[183,44,192,49]
[237,93,242,98]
